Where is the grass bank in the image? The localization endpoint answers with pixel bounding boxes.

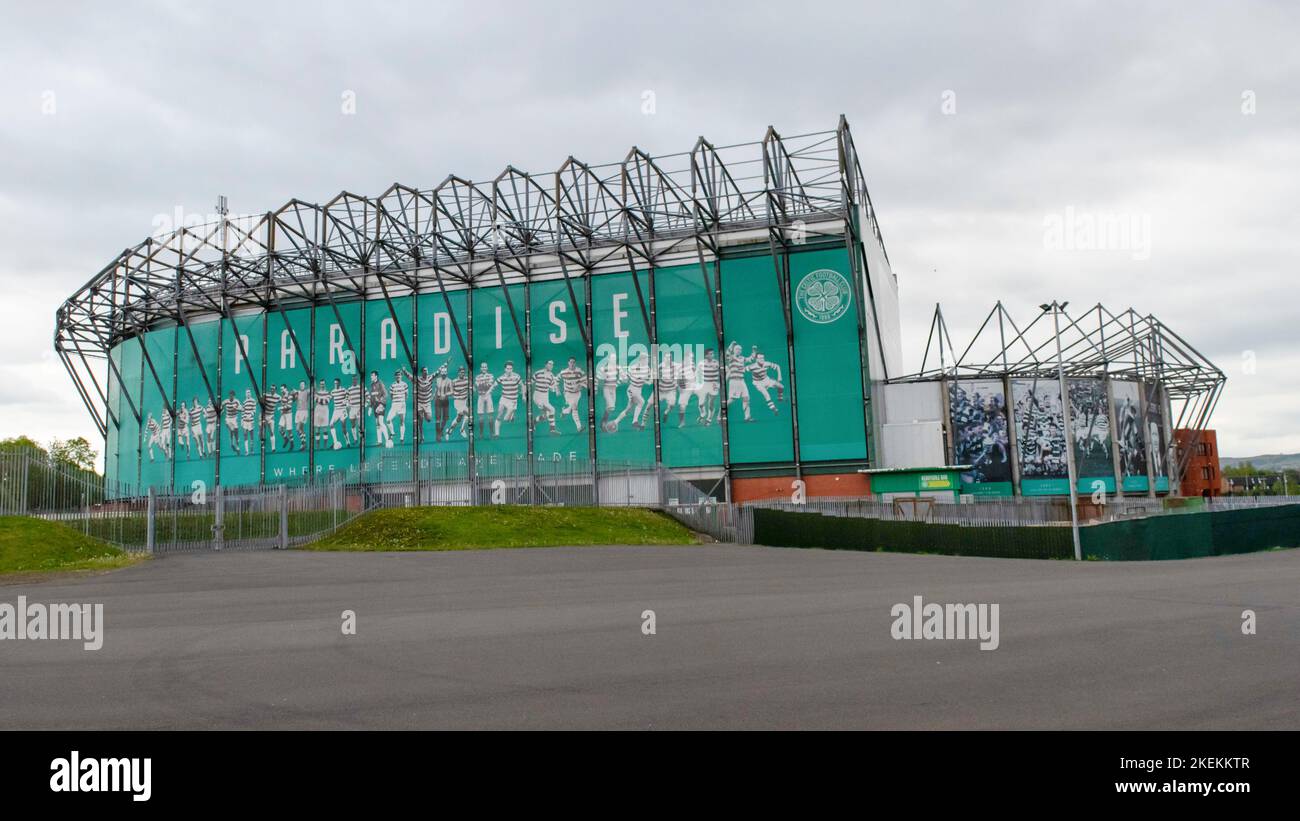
[0,516,142,576]
[307,505,696,551]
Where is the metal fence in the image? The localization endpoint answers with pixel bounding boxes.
[142,482,357,552]
[13,482,356,554]
[663,493,1300,545]
[8,444,1300,552]
[746,497,1073,525]
[1203,494,1300,511]
[660,501,754,544]
[1,446,113,514]
[318,456,666,509]
[2,447,673,552]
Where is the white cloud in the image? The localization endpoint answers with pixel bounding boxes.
[1,0,1297,458]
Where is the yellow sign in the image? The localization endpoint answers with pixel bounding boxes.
[920,474,954,490]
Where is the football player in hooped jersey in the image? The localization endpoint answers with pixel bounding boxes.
[387,369,410,444]
[696,348,721,425]
[177,401,191,456]
[595,351,622,430]
[204,397,219,454]
[531,360,559,435]
[494,362,523,437]
[411,366,435,442]
[608,350,651,432]
[329,378,350,449]
[313,380,332,449]
[657,350,677,425]
[434,365,453,441]
[160,407,173,459]
[145,413,162,462]
[449,366,471,440]
[724,342,753,422]
[676,350,699,428]
[189,395,207,457]
[294,381,311,450]
[474,363,496,440]
[222,390,243,453]
[746,346,784,415]
[277,385,294,450]
[260,387,279,452]
[367,370,391,448]
[558,357,586,433]
[241,388,258,454]
[346,376,362,446]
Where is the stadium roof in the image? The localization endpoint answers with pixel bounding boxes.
[893,301,1226,468]
[54,116,885,438]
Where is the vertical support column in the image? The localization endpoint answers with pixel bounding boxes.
[1051,305,1082,561]
[307,300,317,484]
[583,270,598,505]
[523,276,535,505]
[19,455,29,513]
[775,249,802,480]
[646,262,662,469]
[850,235,876,465]
[466,285,477,499]
[939,377,954,469]
[135,323,145,490]
[145,487,156,554]
[1142,379,1156,499]
[213,483,225,551]
[263,223,275,486]
[278,484,288,549]
[711,257,732,503]
[1005,374,1023,498]
[214,314,224,489]
[358,291,367,489]
[1162,385,1178,497]
[411,285,421,500]
[259,309,269,485]
[1105,376,1124,501]
[169,312,180,493]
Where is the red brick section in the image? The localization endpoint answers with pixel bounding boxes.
[1174,428,1224,497]
[731,472,871,503]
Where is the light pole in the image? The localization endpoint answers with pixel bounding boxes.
[1042,301,1082,561]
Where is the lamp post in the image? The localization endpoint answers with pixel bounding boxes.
[1042,301,1082,561]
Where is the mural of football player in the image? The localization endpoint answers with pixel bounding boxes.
[724,342,752,422]
[558,357,586,433]
[531,359,560,435]
[474,363,496,440]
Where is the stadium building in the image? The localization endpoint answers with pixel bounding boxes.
[55,118,902,503]
[53,116,1223,504]
[877,303,1224,500]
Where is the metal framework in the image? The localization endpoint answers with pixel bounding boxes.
[54,117,888,491]
[899,301,1226,485]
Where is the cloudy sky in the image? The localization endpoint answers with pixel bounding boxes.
[1,0,1297,461]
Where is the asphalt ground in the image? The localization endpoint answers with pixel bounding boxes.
[1,545,1295,729]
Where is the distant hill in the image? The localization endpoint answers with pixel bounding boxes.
[1220,453,1300,471]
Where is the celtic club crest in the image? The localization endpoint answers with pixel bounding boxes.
[794,269,851,324]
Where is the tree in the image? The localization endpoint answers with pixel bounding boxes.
[0,435,103,511]
[0,435,46,454]
[1222,461,1296,496]
[50,437,97,472]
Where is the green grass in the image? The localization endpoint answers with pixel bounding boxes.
[0,516,143,576]
[57,509,346,550]
[307,506,697,551]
